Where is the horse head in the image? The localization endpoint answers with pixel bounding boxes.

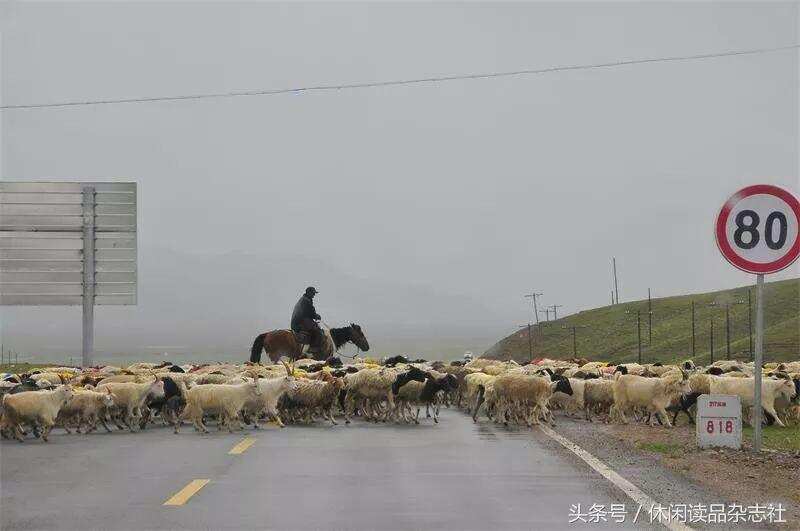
[349,323,370,351]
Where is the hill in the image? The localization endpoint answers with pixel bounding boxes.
[483,278,800,365]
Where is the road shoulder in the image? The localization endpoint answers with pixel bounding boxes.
[550,416,799,528]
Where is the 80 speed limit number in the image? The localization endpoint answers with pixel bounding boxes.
[715,184,800,274]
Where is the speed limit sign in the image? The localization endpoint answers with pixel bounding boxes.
[714,183,799,453]
[715,184,800,274]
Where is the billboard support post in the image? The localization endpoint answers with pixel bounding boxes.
[82,187,96,367]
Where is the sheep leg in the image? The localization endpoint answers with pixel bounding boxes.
[226,411,238,433]
[343,396,353,425]
[472,388,486,422]
[40,420,54,442]
[112,410,127,431]
[12,423,26,442]
[126,408,137,432]
[655,407,672,428]
[425,404,431,418]
[327,406,337,426]
[763,404,785,427]
[99,415,113,433]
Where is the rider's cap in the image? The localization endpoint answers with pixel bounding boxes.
[305,286,318,296]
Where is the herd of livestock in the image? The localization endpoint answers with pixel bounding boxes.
[0,354,798,443]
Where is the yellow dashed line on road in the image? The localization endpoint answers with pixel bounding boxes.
[228,436,256,455]
[163,479,210,506]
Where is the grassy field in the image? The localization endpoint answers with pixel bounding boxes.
[0,363,56,374]
[483,278,799,365]
[743,425,800,452]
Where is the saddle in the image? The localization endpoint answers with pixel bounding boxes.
[293,330,312,346]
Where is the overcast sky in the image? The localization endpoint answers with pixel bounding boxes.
[1,2,798,362]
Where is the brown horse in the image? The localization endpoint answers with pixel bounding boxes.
[249,323,370,364]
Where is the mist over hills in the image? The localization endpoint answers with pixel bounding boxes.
[1,247,503,364]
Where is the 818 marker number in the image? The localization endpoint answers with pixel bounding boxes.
[706,420,734,434]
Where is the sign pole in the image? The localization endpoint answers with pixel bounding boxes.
[752,273,764,452]
[714,184,800,452]
[82,187,96,368]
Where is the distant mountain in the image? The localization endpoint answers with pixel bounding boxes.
[483,278,799,365]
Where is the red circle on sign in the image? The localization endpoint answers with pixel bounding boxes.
[715,184,800,274]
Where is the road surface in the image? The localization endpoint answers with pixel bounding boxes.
[2,409,657,530]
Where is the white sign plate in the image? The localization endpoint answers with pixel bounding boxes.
[696,394,742,450]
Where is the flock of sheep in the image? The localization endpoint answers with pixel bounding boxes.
[0,354,798,443]
[0,356,455,441]
[463,357,800,429]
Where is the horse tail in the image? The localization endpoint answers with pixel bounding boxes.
[250,333,266,364]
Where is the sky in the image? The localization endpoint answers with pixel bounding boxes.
[1,2,798,363]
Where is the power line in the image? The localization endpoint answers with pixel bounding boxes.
[2,43,797,110]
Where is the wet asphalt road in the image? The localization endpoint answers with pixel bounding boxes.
[1,409,658,531]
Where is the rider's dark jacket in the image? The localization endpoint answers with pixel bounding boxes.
[291,295,321,331]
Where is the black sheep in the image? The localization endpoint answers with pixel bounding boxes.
[140,377,184,429]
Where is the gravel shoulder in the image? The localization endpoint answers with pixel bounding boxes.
[552,415,800,529]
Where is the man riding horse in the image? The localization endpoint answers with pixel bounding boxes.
[291,286,323,352]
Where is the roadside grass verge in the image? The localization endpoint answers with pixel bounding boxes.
[636,441,684,457]
[743,424,800,452]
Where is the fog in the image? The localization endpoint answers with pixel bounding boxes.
[1,2,798,363]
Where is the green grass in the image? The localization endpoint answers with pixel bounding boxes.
[636,441,684,457]
[743,425,800,452]
[0,363,57,374]
[484,278,799,365]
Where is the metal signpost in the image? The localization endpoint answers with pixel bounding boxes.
[0,182,138,367]
[696,395,742,450]
[714,184,800,451]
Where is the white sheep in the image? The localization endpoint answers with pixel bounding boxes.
[1,386,75,442]
[343,366,427,423]
[240,371,297,428]
[97,378,165,432]
[610,371,690,427]
[583,378,615,422]
[709,376,797,427]
[178,376,262,434]
[492,373,572,427]
[281,372,344,425]
[56,388,116,434]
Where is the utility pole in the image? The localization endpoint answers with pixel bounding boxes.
[549,304,563,321]
[624,310,642,364]
[647,288,653,345]
[561,325,587,357]
[611,291,615,305]
[524,292,543,325]
[710,317,714,364]
[612,257,619,304]
[539,308,552,322]
[691,301,696,356]
[725,303,731,360]
[636,311,641,364]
